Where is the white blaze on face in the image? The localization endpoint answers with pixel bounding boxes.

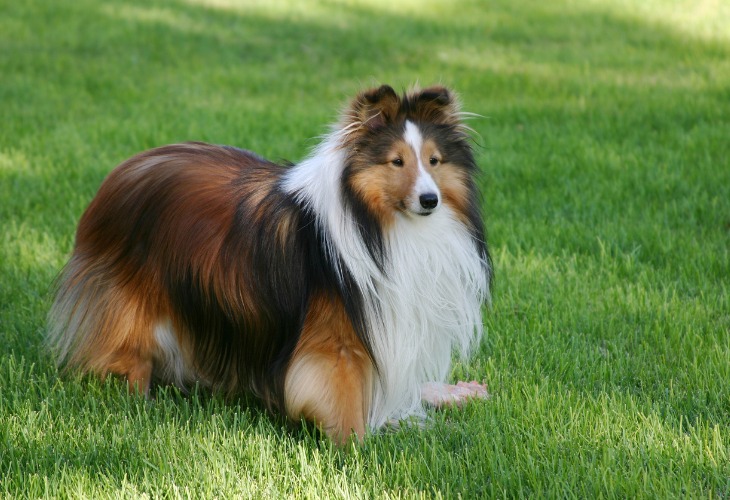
[403,120,440,215]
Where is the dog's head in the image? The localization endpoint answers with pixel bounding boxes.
[340,85,479,224]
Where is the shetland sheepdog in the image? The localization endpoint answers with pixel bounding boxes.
[48,85,492,444]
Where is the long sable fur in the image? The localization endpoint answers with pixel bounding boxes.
[49,143,370,412]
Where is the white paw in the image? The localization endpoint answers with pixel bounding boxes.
[421,381,490,408]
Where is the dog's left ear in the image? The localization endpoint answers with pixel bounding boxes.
[418,86,452,106]
[412,86,461,126]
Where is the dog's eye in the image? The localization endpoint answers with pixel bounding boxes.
[429,157,440,166]
[391,158,404,167]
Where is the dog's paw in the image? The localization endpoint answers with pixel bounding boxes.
[421,381,490,408]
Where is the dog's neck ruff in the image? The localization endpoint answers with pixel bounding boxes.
[283,128,490,429]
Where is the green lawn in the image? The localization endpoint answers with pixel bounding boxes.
[2,0,729,497]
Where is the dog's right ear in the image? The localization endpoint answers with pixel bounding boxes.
[346,85,400,131]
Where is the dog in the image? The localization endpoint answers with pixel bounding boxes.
[48,85,492,444]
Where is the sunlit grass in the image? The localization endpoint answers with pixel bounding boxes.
[1,0,729,497]
[600,0,730,42]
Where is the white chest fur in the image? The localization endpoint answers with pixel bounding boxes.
[363,208,489,428]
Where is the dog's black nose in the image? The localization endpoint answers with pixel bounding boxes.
[419,193,439,210]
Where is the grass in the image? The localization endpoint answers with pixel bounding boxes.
[1,0,729,496]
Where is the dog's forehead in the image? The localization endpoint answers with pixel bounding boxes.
[403,121,424,155]
[357,118,442,159]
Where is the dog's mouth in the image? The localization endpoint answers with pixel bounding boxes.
[404,205,437,217]
[399,199,438,217]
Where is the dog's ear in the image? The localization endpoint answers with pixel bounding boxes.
[411,86,461,126]
[418,86,452,106]
[346,85,400,131]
